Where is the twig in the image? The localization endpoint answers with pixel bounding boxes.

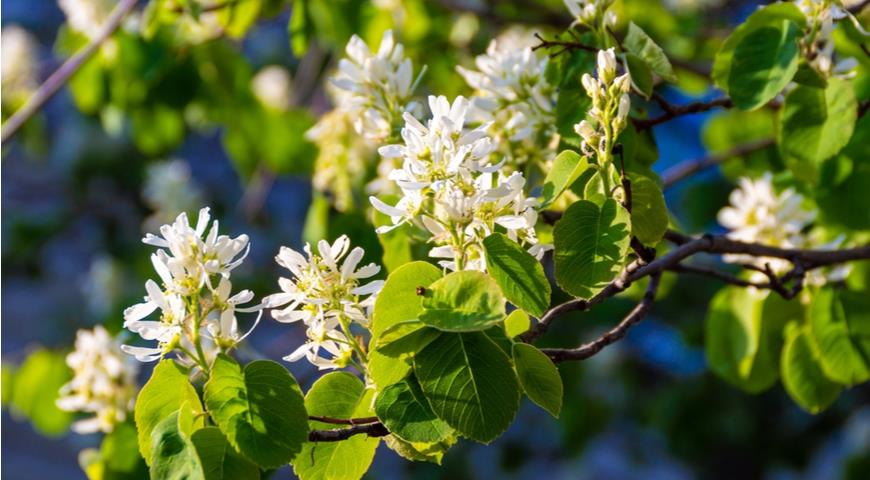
[667,262,804,299]
[542,273,662,362]
[1,0,139,145]
[308,415,380,426]
[532,33,598,56]
[308,422,389,442]
[660,138,776,189]
[633,97,733,131]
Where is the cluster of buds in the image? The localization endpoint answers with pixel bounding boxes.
[370,95,550,271]
[574,49,631,161]
[796,0,866,76]
[564,0,617,32]
[57,326,139,434]
[121,208,262,369]
[263,235,383,370]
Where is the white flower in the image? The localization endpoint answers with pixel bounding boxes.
[142,159,205,234]
[252,65,292,111]
[331,30,423,143]
[796,0,867,76]
[58,0,115,40]
[57,326,138,434]
[264,235,383,369]
[1,25,39,109]
[575,48,631,158]
[457,28,558,170]
[564,0,616,29]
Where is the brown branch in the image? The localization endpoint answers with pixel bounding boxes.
[532,33,598,56]
[308,422,389,442]
[849,0,870,14]
[660,138,776,189]
[308,415,380,426]
[667,261,805,299]
[633,97,733,131]
[542,273,662,362]
[1,0,139,145]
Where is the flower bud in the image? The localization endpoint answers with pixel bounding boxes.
[613,73,631,94]
[581,73,598,98]
[574,120,597,142]
[597,48,617,85]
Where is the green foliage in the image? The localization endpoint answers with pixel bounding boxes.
[483,233,551,317]
[203,354,308,469]
[295,372,379,480]
[779,79,857,181]
[809,289,870,385]
[419,271,506,332]
[541,150,589,207]
[512,344,563,418]
[628,176,668,245]
[375,376,452,443]
[135,359,205,465]
[413,332,520,443]
[624,53,654,98]
[781,323,843,414]
[504,310,531,339]
[191,428,260,480]
[622,22,677,83]
[149,407,204,480]
[7,349,72,436]
[554,199,631,299]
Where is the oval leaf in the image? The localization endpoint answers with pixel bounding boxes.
[727,20,800,110]
[809,288,870,385]
[512,343,563,418]
[623,22,677,83]
[149,408,205,480]
[541,150,589,207]
[375,376,452,443]
[781,323,843,413]
[204,355,308,468]
[191,427,260,480]
[419,271,506,332]
[629,176,668,245]
[483,233,551,317]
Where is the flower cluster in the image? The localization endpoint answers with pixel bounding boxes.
[564,0,617,32]
[718,174,848,285]
[59,0,115,40]
[1,25,39,110]
[796,0,865,76]
[575,48,631,161]
[264,235,383,370]
[331,30,423,143]
[457,29,558,171]
[122,208,261,366]
[371,95,549,271]
[57,326,139,434]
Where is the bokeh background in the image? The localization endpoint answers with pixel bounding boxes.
[2,0,869,478]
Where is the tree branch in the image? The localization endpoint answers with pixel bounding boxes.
[532,33,598,55]
[660,138,776,189]
[308,415,380,426]
[542,273,662,362]
[308,422,389,442]
[1,0,140,145]
[633,97,733,131]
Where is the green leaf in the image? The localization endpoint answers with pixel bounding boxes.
[288,0,310,56]
[9,349,72,436]
[624,53,653,98]
[413,332,520,443]
[554,199,631,299]
[369,261,443,390]
[541,150,588,207]
[150,407,204,480]
[101,421,148,478]
[383,435,457,465]
[779,79,858,181]
[781,323,843,413]
[504,310,531,339]
[419,271,506,331]
[295,372,379,480]
[217,0,261,38]
[727,20,800,110]
[712,3,806,97]
[135,359,205,465]
[191,427,260,480]
[483,233,551,317]
[623,22,677,83]
[809,289,870,385]
[375,320,442,360]
[705,288,796,393]
[512,344,563,418]
[204,355,308,468]
[375,376,452,443]
[629,176,668,245]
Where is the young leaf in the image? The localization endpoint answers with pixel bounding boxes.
[149,407,205,480]
[383,434,457,465]
[375,376,452,443]
[294,372,379,480]
[8,349,72,437]
[135,359,205,465]
[727,20,800,110]
[554,199,631,299]
[781,323,843,413]
[204,354,308,468]
[419,271,506,332]
[512,344,563,418]
[809,289,870,385]
[541,150,589,207]
[629,176,668,245]
[779,79,857,180]
[375,320,442,359]
[217,0,261,38]
[483,233,551,317]
[191,427,260,480]
[413,332,520,443]
[623,22,677,83]
[504,310,531,339]
[623,53,654,98]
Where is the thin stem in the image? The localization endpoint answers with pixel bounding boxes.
[1,0,140,145]
[308,422,389,442]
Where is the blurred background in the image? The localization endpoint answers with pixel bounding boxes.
[2,0,869,478]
